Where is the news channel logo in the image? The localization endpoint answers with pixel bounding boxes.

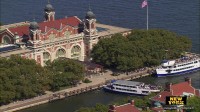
[165,96,187,105]
[164,96,194,110]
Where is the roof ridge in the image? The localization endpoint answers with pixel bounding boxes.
[116,103,132,108]
[171,82,187,87]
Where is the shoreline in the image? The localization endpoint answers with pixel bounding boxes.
[0,69,151,112]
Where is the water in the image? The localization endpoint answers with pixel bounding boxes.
[1,0,199,53]
[1,0,200,112]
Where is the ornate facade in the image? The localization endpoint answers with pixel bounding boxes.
[0,2,99,66]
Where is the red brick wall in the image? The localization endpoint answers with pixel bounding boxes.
[37,55,41,64]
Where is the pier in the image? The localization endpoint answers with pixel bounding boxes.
[0,69,151,112]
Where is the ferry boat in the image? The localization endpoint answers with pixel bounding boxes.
[156,55,200,77]
[103,80,160,95]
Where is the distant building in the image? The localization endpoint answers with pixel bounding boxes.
[0,2,131,66]
[150,77,200,111]
[108,100,140,112]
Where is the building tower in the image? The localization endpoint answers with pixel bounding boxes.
[83,9,98,60]
[84,9,97,38]
[44,1,55,21]
[29,20,40,46]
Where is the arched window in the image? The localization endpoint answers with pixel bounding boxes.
[71,45,81,60]
[56,48,66,58]
[43,52,51,65]
[2,36,11,44]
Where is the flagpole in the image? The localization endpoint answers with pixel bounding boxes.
[147,0,148,30]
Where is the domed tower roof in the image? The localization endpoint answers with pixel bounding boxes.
[44,3,54,12]
[85,10,95,19]
[29,21,39,30]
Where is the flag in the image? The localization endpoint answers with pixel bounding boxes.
[141,0,148,8]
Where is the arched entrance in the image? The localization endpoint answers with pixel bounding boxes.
[71,45,81,60]
[43,52,51,65]
[2,36,11,44]
[56,48,66,58]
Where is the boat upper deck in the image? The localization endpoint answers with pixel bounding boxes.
[157,52,200,69]
[112,80,143,86]
[175,55,199,65]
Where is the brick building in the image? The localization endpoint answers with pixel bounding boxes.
[108,100,140,112]
[0,2,131,66]
[150,77,200,112]
[0,2,97,66]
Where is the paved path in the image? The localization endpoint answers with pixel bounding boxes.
[0,69,150,112]
[96,23,131,37]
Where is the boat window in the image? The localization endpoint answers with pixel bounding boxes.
[114,84,121,86]
[116,88,121,90]
[131,90,137,92]
[194,61,197,63]
[142,91,149,93]
[116,87,137,92]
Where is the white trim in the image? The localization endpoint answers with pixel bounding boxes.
[0,29,14,37]
[74,16,82,22]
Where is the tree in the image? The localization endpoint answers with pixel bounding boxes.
[45,58,85,91]
[94,103,108,112]
[91,29,192,71]
[0,56,85,105]
[186,96,200,112]
[75,104,108,112]
[75,107,95,112]
[0,55,53,105]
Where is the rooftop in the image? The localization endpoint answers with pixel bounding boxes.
[0,48,31,57]
[0,22,30,30]
[108,100,140,112]
[7,16,81,36]
[150,78,199,103]
[0,44,19,53]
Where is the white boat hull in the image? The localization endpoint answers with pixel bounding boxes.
[103,85,160,96]
[156,59,200,77]
[103,86,149,95]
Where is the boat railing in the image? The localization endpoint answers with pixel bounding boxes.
[138,85,159,90]
[175,56,199,65]
[157,56,199,69]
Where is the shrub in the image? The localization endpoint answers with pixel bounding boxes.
[83,78,92,83]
